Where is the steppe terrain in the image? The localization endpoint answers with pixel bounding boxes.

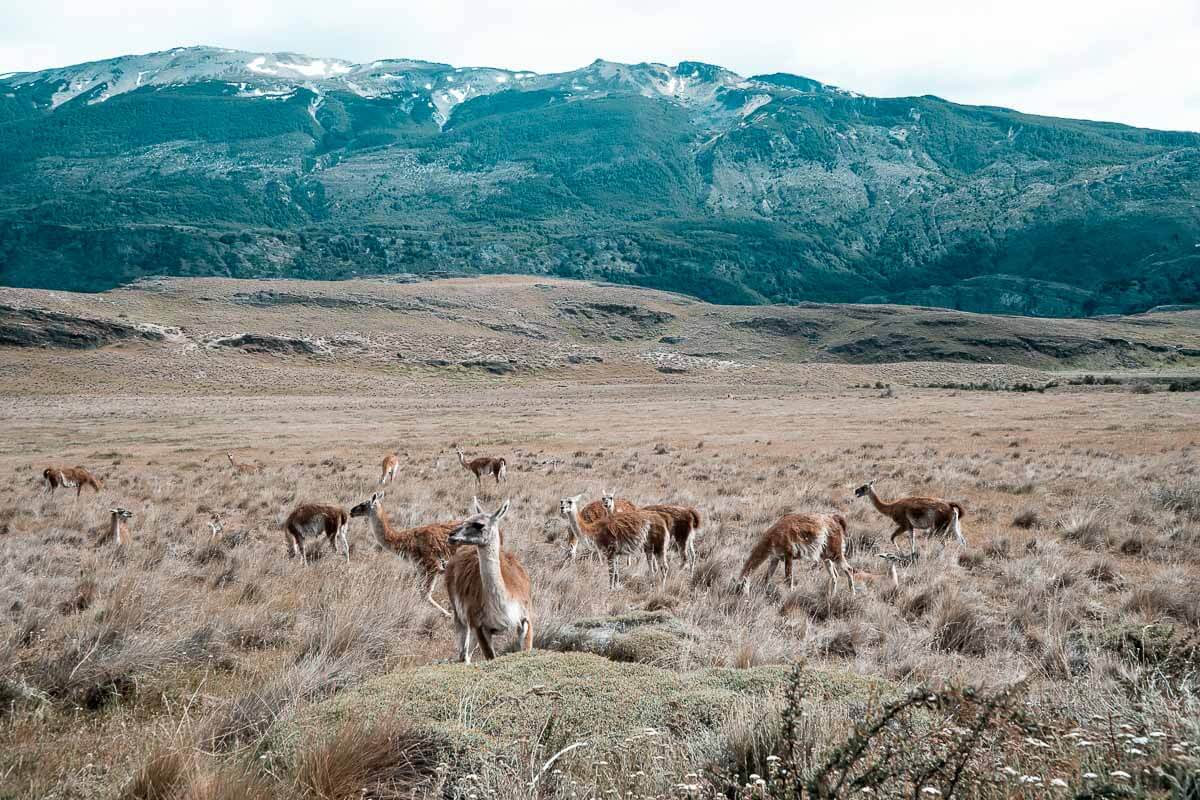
[1,277,1198,799]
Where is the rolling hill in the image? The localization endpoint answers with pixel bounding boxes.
[2,275,1199,399]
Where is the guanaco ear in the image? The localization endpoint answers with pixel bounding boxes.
[571,493,585,503]
[109,508,119,514]
[492,499,510,522]
[471,496,483,514]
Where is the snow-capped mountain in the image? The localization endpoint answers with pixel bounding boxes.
[0,46,813,126]
[2,46,1198,317]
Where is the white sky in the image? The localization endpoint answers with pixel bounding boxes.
[2,0,1198,131]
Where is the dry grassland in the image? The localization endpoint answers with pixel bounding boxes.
[0,377,1197,798]
[1,277,1198,798]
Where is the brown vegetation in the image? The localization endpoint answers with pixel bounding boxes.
[1,283,1198,797]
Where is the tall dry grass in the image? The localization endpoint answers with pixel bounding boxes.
[1,387,1198,797]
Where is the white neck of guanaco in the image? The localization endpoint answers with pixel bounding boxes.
[475,526,507,604]
[566,506,596,540]
[366,505,392,546]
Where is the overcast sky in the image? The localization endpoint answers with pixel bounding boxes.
[3,0,1197,131]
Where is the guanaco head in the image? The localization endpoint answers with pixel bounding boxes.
[853,480,876,498]
[208,516,223,540]
[601,489,617,513]
[449,499,510,547]
[558,494,585,519]
[350,492,385,518]
[110,507,133,520]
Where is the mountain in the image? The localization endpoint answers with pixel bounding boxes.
[1,46,1198,316]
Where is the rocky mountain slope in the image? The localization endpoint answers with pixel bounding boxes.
[1,47,1198,315]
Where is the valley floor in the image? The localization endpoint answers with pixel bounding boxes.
[1,373,1198,797]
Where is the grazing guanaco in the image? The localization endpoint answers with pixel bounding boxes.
[283,504,350,565]
[444,498,532,663]
[95,507,133,548]
[379,454,400,485]
[738,512,855,596]
[854,480,966,556]
[349,492,462,618]
[43,467,102,498]
[227,452,262,475]
[560,494,651,589]
[456,447,507,489]
[634,501,701,574]
[641,511,672,582]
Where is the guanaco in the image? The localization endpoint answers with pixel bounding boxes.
[379,454,400,485]
[227,453,262,475]
[568,490,636,561]
[444,499,533,662]
[95,507,133,548]
[738,512,855,596]
[349,492,462,617]
[637,502,701,574]
[584,490,636,523]
[597,491,673,578]
[854,480,965,556]
[43,467,102,498]
[283,504,350,565]
[560,494,651,589]
[456,447,507,489]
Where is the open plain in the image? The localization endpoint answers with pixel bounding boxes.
[1,277,1199,799]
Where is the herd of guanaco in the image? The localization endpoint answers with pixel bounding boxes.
[39,446,966,663]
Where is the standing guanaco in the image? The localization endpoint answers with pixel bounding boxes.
[566,490,635,561]
[560,494,651,589]
[596,491,672,579]
[444,499,533,662]
[379,454,400,485]
[641,504,701,572]
[854,481,965,556]
[95,507,133,548]
[349,492,462,617]
[605,493,701,575]
[456,447,507,490]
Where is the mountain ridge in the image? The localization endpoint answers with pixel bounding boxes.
[2,45,1198,316]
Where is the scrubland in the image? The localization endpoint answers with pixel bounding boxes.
[0,374,1197,799]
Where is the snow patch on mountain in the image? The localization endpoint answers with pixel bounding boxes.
[0,46,831,128]
[246,56,278,76]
